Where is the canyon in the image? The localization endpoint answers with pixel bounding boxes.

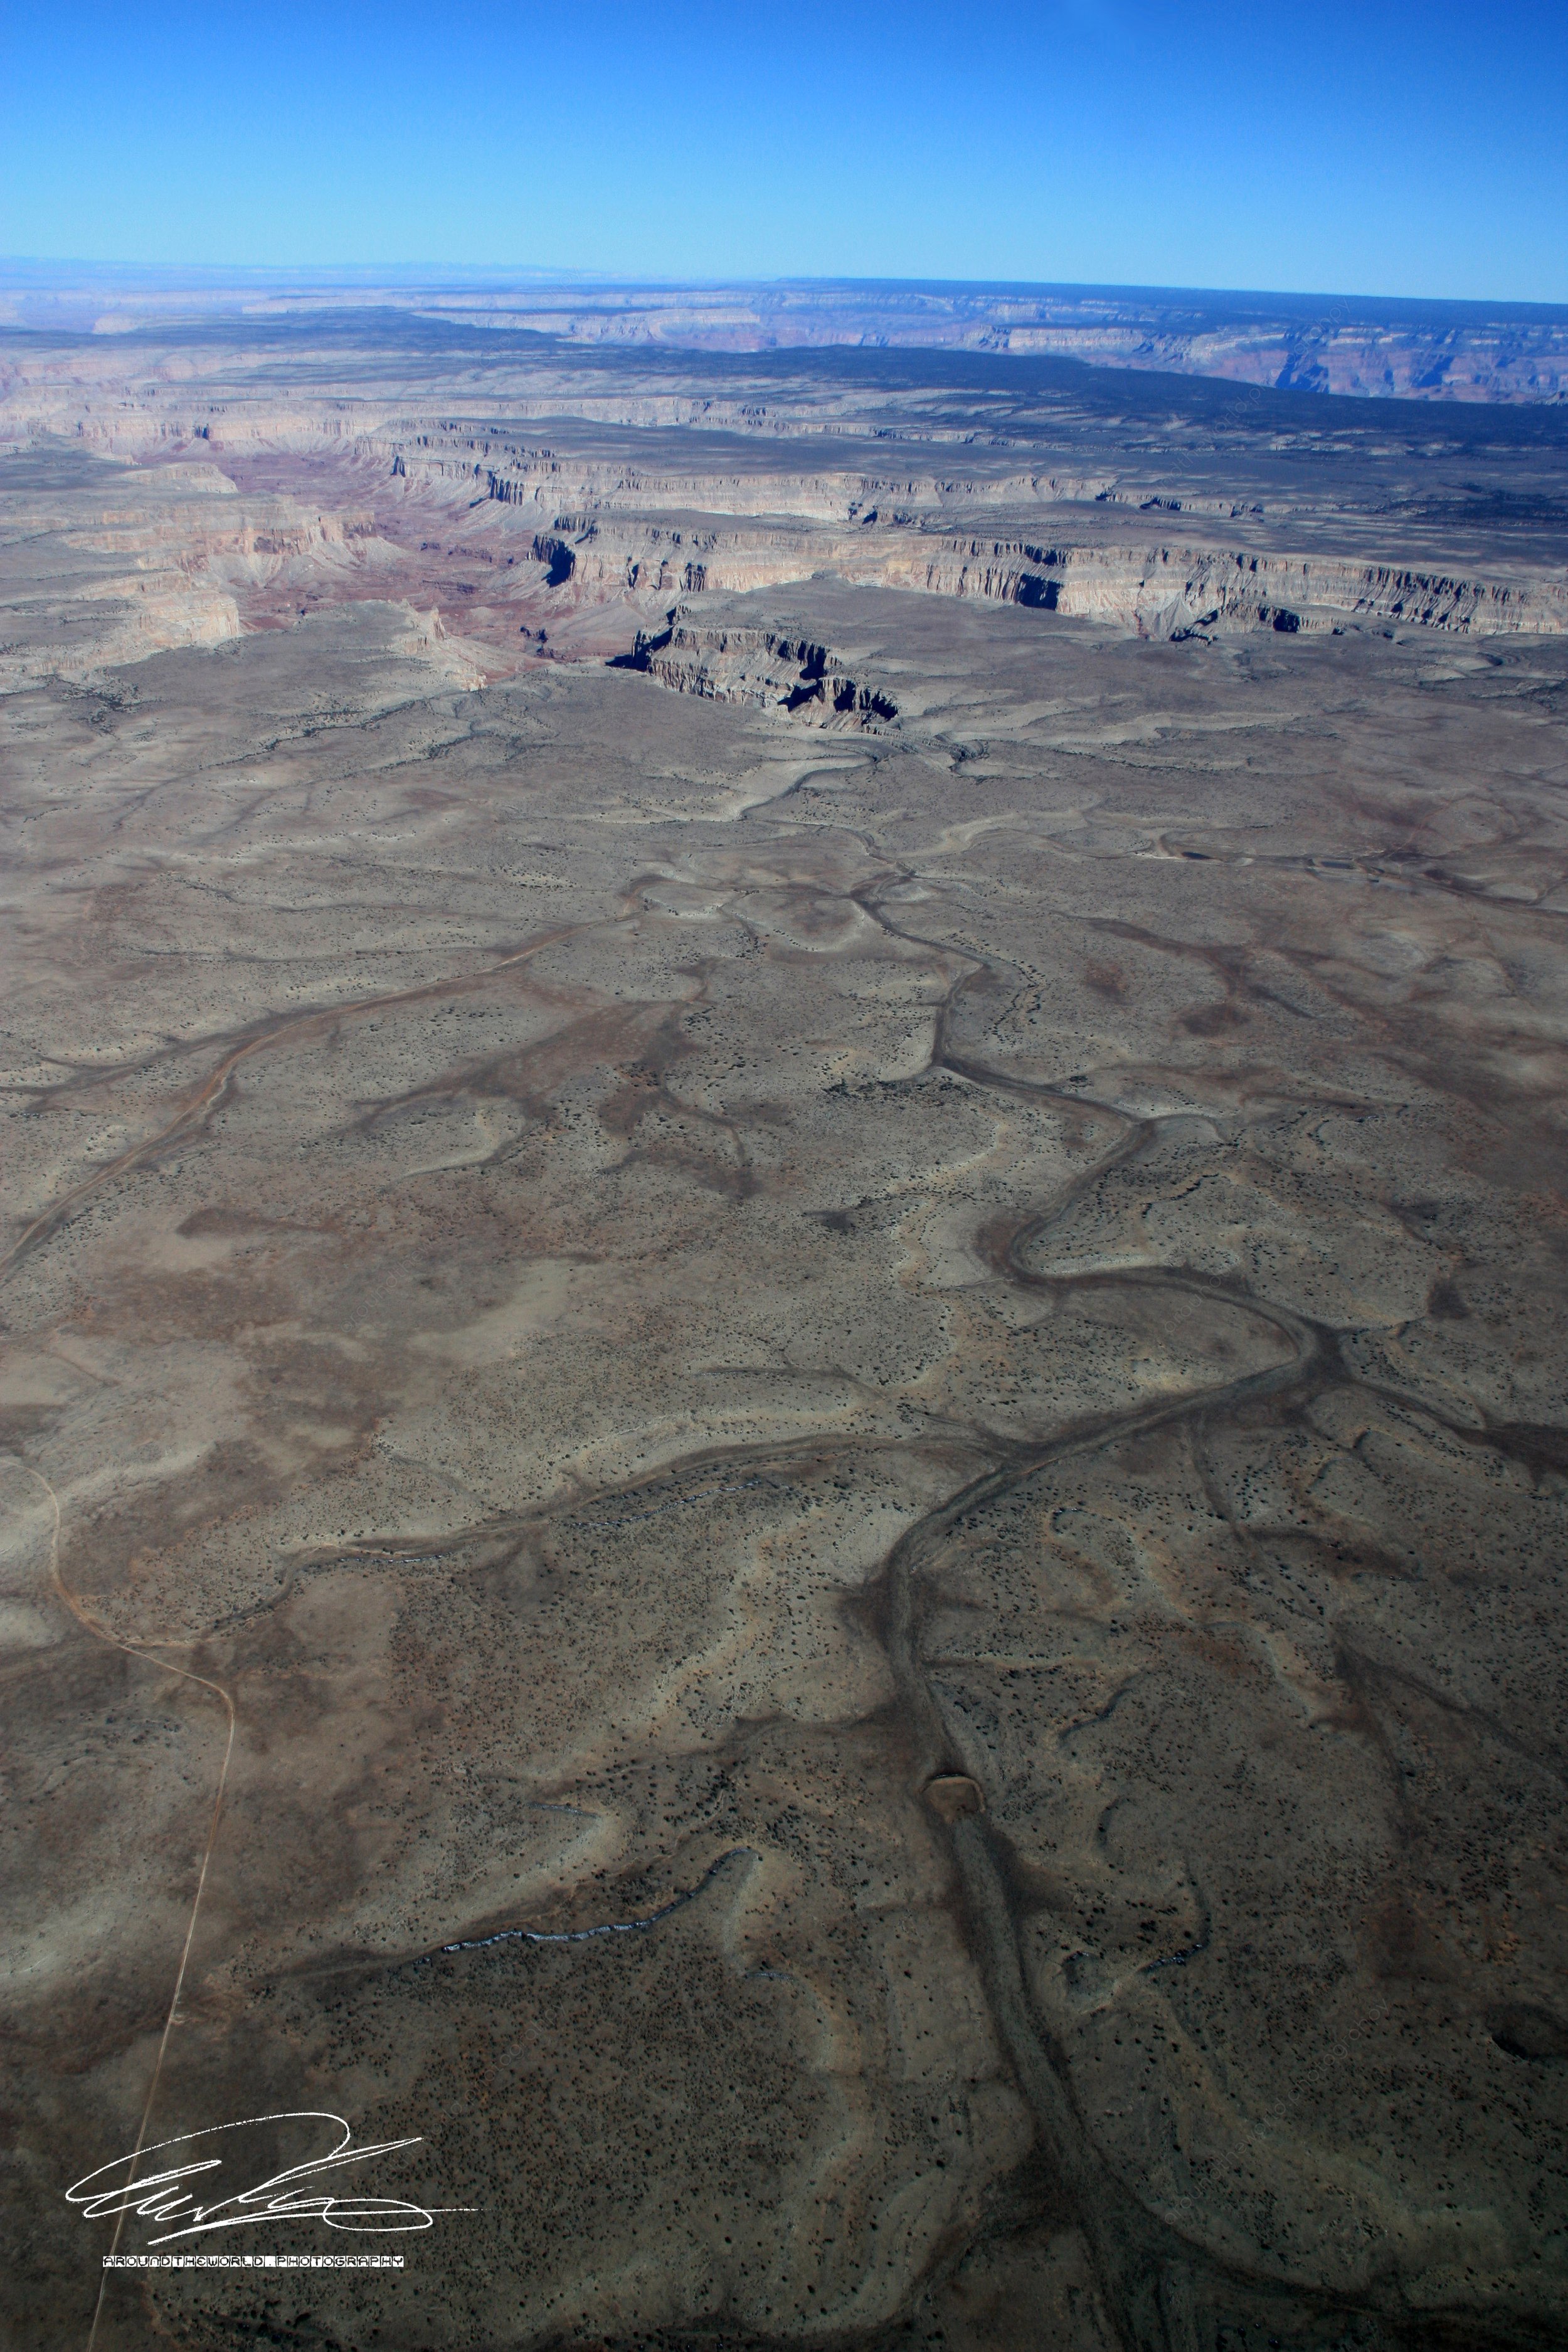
[6,268,1568,405]
[2,297,1567,2352]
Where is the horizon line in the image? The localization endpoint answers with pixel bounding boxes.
[3,260,1568,320]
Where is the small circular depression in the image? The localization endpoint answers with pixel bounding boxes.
[923,1774,985,1821]
[1488,2003,1568,2062]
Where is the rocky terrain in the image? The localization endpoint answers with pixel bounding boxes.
[5,270,1567,405]
[4,312,1568,701]
[2,309,1567,2352]
[369,283,1568,405]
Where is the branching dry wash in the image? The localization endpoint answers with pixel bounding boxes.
[2,307,1567,2352]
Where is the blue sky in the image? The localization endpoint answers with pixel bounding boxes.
[2,1,1564,301]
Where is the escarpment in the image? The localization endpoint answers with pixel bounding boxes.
[3,311,1564,695]
[871,534,1568,635]
[618,621,898,726]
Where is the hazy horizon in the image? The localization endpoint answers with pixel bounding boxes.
[6,260,1568,318]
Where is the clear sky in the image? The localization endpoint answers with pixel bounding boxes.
[2,0,1564,302]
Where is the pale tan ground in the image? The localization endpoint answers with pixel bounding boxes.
[2,326,1567,2352]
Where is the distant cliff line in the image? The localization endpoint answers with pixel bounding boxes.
[4,271,1567,405]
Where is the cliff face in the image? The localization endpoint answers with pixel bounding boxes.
[874,535,1568,636]
[8,273,1565,406]
[497,304,1568,405]
[3,312,1564,696]
[620,622,898,726]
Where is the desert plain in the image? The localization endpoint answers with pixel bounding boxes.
[1,289,1567,2352]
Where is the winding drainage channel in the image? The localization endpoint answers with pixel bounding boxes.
[568,1476,773,1532]
[437,1848,756,1954]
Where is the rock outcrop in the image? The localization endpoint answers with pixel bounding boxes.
[619,622,898,726]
